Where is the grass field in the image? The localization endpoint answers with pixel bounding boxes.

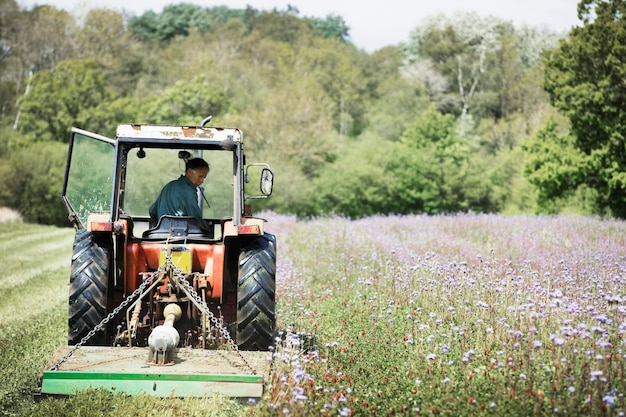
[1,213,625,416]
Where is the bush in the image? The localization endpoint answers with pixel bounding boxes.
[10,142,69,226]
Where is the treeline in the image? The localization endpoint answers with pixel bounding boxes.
[0,0,622,225]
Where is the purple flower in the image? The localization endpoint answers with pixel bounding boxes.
[603,394,615,406]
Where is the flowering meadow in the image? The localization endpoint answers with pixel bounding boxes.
[259,213,626,416]
[1,214,626,416]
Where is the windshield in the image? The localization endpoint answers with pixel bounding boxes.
[122,147,234,220]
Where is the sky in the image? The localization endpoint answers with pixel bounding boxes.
[18,0,582,52]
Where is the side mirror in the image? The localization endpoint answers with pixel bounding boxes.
[244,164,274,200]
[260,168,274,196]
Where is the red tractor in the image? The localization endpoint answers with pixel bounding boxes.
[41,121,276,397]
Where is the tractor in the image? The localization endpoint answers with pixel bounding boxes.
[40,120,276,398]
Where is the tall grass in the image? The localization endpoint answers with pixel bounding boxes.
[2,214,625,416]
[261,213,626,416]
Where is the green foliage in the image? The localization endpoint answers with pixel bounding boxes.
[2,1,613,222]
[141,77,230,125]
[522,119,593,214]
[247,9,316,46]
[128,4,255,42]
[305,39,369,136]
[76,8,144,96]
[364,47,432,141]
[307,136,400,218]
[403,13,559,122]
[305,108,501,218]
[16,59,110,144]
[392,107,494,214]
[541,0,626,217]
[18,5,76,72]
[8,141,68,225]
[309,14,350,41]
[0,0,21,114]
[239,78,337,176]
[404,14,505,118]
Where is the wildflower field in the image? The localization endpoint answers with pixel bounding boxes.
[264,213,626,416]
[1,213,626,416]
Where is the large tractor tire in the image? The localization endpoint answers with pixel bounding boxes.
[68,228,110,346]
[236,233,276,351]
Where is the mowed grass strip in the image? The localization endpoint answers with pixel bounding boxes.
[0,300,66,414]
[0,266,71,327]
[0,223,251,417]
[0,223,73,288]
[0,223,73,326]
[0,223,72,250]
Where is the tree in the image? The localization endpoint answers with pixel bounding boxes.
[367,46,432,141]
[238,77,336,177]
[8,141,68,225]
[128,4,212,41]
[307,135,400,218]
[13,6,75,73]
[540,0,626,217]
[141,76,230,125]
[0,0,21,117]
[394,106,493,213]
[522,119,591,213]
[16,59,109,144]
[8,5,75,129]
[245,8,316,46]
[403,13,558,121]
[75,8,143,95]
[309,14,350,42]
[128,4,259,42]
[403,13,504,118]
[306,38,368,136]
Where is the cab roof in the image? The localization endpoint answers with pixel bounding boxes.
[116,124,242,143]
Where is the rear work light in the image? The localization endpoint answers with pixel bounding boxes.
[89,221,113,232]
[237,225,261,235]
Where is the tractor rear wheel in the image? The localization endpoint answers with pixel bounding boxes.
[236,233,276,350]
[68,229,110,345]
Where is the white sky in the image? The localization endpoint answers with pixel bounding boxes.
[19,0,581,52]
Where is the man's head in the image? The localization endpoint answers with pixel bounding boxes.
[185,158,209,187]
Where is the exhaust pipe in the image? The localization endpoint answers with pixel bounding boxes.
[148,304,182,365]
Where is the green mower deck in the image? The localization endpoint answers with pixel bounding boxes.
[40,346,271,398]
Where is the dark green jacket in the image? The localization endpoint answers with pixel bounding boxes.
[149,175,203,224]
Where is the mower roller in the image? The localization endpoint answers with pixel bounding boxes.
[39,120,276,398]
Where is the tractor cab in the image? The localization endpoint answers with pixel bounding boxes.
[62,125,273,239]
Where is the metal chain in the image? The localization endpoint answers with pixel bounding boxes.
[51,250,257,376]
[166,258,258,375]
[50,264,166,371]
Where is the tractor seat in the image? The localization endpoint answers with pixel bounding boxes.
[142,216,213,239]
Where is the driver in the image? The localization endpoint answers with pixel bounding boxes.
[149,157,209,228]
